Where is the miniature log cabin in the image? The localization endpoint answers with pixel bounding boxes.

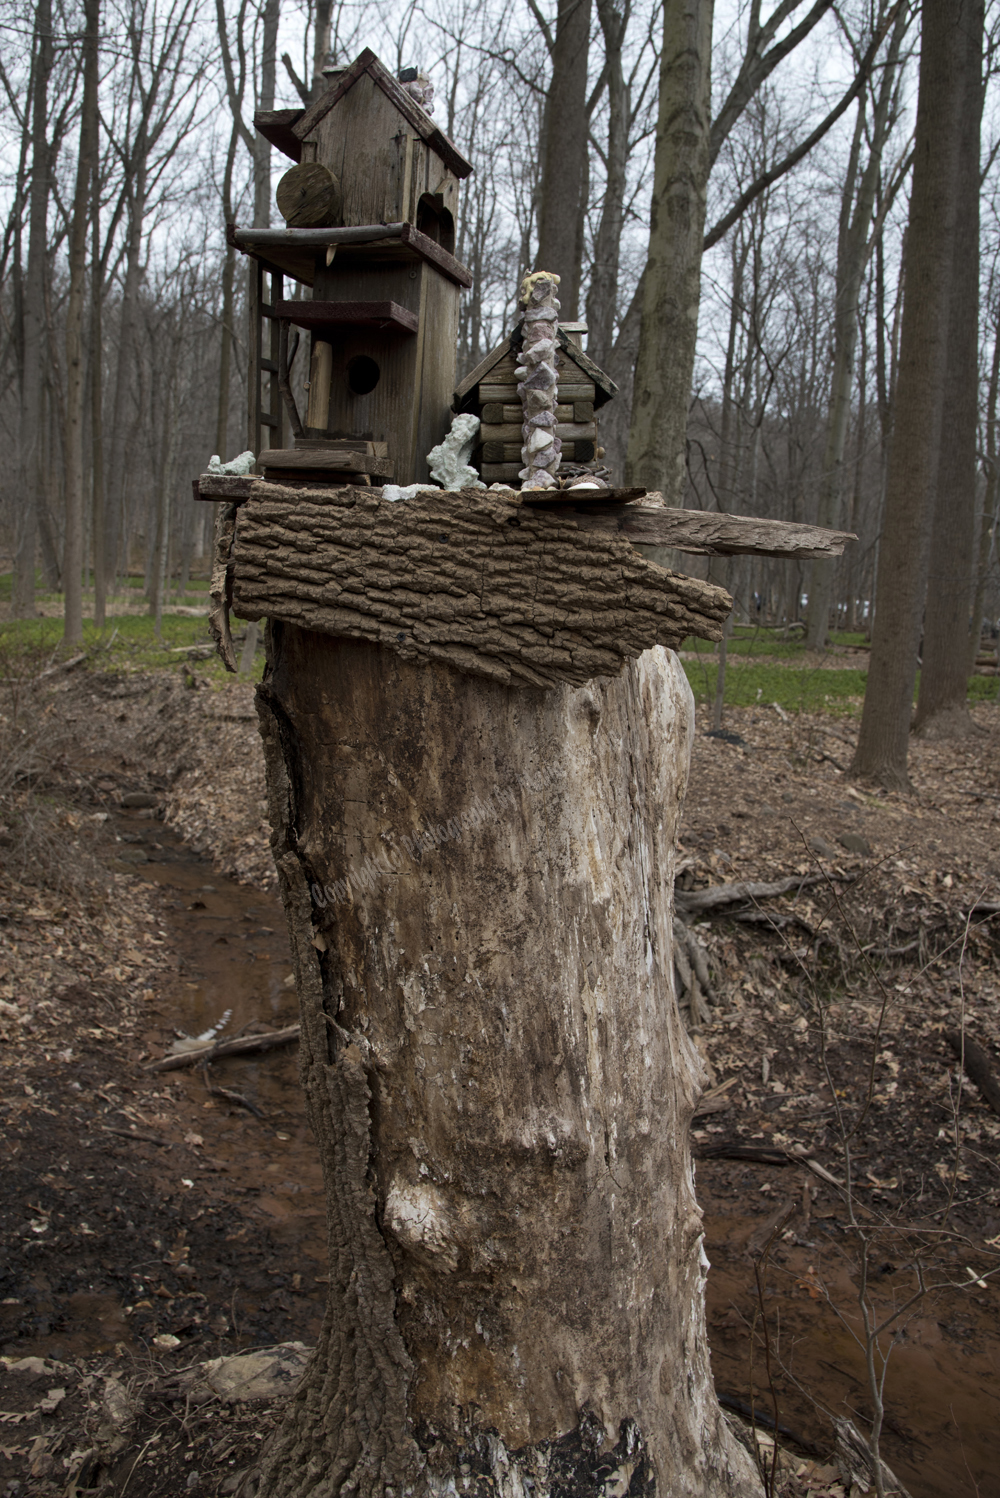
[229,48,473,487]
[452,321,617,486]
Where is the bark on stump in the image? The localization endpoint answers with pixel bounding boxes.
[252,625,760,1498]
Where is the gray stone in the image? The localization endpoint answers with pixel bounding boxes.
[808,836,839,860]
[838,831,873,856]
[201,1343,311,1403]
[121,792,160,808]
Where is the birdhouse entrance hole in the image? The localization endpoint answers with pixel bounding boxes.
[347,356,381,395]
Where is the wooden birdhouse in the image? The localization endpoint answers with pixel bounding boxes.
[230,49,474,486]
[452,322,617,486]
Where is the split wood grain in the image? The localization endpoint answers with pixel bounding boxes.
[230,484,732,689]
[575,499,855,560]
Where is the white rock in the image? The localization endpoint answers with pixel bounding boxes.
[426,412,486,489]
[207,451,256,476]
[382,483,440,503]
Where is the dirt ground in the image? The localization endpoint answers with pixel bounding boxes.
[1,661,998,1498]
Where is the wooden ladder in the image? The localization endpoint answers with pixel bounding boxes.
[247,260,284,457]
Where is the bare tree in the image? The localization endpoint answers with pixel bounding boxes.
[804,0,912,650]
[852,0,968,787]
[534,0,593,317]
[63,0,100,646]
[14,0,55,618]
[913,0,986,736]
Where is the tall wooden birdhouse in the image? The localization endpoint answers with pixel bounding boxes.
[231,49,474,486]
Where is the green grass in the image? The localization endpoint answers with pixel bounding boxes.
[682,659,868,715]
[680,624,872,660]
[0,610,262,683]
[682,653,998,715]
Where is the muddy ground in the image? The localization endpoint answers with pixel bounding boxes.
[1,661,998,1498]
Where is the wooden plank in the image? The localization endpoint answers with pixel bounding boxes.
[480,403,576,424]
[276,299,419,332]
[574,402,595,423]
[480,462,523,481]
[572,498,856,558]
[453,335,515,405]
[195,475,258,502]
[247,259,263,454]
[521,487,645,507]
[254,108,304,162]
[478,420,595,444]
[260,449,393,475]
[480,441,592,463]
[478,381,596,403]
[398,223,472,288]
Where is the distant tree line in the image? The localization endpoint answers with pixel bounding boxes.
[0,0,997,776]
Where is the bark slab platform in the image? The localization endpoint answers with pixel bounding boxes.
[229,484,732,689]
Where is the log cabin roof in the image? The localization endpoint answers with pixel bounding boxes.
[453,326,618,412]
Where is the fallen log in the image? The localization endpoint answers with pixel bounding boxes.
[944,1028,1000,1117]
[144,1024,300,1073]
[695,1140,843,1187]
[675,872,839,914]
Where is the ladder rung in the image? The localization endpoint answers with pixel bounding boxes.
[260,358,278,373]
[260,413,279,428]
[260,303,280,318]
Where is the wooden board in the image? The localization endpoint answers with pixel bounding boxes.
[194,474,257,502]
[479,382,595,403]
[260,449,393,475]
[479,422,596,443]
[570,498,856,558]
[520,488,646,507]
[479,441,594,463]
[275,299,419,332]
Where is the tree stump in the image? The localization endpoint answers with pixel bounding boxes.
[252,624,760,1498]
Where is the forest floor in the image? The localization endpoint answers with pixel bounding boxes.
[0,643,998,1498]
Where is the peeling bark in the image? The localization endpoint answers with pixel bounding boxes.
[230,485,731,689]
[251,631,761,1498]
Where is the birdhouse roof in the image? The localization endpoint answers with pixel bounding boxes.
[273,49,473,180]
[453,326,618,411]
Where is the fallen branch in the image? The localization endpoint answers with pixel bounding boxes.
[675,872,843,914]
[144,1024,300,1073]
[101,1125,171,1147]
[944,1028,1000,1117]
[695,1140,843,1187]
[200,1063,265,1117]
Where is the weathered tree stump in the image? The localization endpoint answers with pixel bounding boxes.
[252,627,760,1498]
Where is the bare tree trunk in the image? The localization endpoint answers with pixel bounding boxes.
[107,168,146,587]
[626,0,713,502]
[583,0,627,368]
[63,0,100,647]
[967,324,1000,672]
[254,0,280,228]
[806,3,908,652]
[15,0,54,618]
[91,194,107,628]
[536,0,593,320]
[913,0,985,737]
[851,0,965,789]
[250,629,760,1498]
